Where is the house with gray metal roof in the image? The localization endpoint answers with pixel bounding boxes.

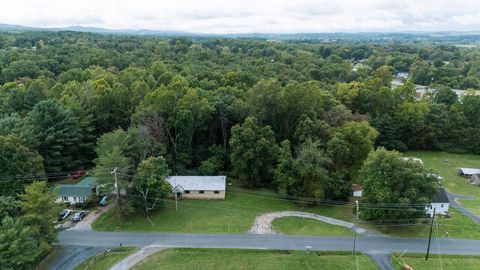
[167,176,226,200]
[426,187,449,217]
[55,176,98,205]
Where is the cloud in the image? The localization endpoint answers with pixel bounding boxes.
[1,0,480,33]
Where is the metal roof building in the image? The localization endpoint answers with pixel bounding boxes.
[459,168,480,176]
[167,176,226,200]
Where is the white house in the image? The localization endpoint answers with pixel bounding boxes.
[426,187,449,217]
[352,184,363,197]
[167,176,226,200]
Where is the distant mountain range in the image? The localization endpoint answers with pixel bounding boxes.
[1,23,480,41]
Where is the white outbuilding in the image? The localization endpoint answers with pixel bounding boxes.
[425,187,449,217]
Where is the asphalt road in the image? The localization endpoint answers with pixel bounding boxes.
[47,245,104,270]
[52,231,480,270]
[447,191,480,224]
[58,230,480,255]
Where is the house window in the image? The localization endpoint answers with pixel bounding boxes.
[184,190,190,194]
[80,197,85,203]
[62,196,68,202]
[199,190,205,194]
[214,191,220,194]
[74,197,78,202]
[429,205,432,209]
[441,204,444,207]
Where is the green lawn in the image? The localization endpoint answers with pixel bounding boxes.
[272,216,354,236]
[374,208,480,239]
[458,199,480,216]
[92,189,480,239]
[73,247,138,270]
[132,249,379,270]
[392,254,480,270]
[92,190,357,234]
[405,151,480,197]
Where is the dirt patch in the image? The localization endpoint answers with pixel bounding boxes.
[249,211,366,235]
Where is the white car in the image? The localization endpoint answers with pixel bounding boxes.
[58,209,71,221]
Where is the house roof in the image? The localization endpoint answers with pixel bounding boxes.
[432,187,449,203]
[351,184,363,192]
[459,168,480,175]
[167,176,226,191]
[57,176,97,198]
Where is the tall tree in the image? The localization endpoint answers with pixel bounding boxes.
[24,99,81,172]
[359,148,438,221]
[230,117,278,187]
[18,181,59,251]
[0,216,41,270]
[0,135,45,196]
[131,156,172,218]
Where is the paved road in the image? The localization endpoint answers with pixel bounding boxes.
[47,245,104,270]
[58,230,480,256]
[447,191,480,224]
[110,246,162,270]
[365,251,395,270]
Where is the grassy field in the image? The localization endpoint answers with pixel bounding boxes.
[392,254,480,270]
[92,189,357,233]
[373,208,480,239]
[405,151,480,197]
[92,188,480,239]
[272,216,355,236]
[458,199,480,216]
[73,247,138,270]
[406,151,480,224]
[132,249,379,270]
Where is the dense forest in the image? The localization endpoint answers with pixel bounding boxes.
[1,31,480,202]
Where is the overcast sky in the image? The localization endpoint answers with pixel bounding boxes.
[2,0,480,33]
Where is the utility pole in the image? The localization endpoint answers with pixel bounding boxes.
[111,167,120,222]
[355,200,359,221]
[425,207,436,261]
[354,200,359,270]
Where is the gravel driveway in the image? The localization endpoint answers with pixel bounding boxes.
[68,204,113,231]
[249,211,366,234]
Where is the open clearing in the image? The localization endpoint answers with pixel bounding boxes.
[92,189,358,234]
[73,247,138,270]
[92,188,480,239]
[392,254,480,270]
[405,151,480,197]
[271,216,356,236]
[406,151,480,224]
[131,249,379,270]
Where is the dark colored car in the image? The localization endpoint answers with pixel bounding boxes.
[72,211,87,222]
[58,209,71,221]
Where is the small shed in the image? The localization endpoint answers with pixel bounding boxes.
[425,187,449,217]
[351,184,363,197]
[167,176,226,200]
[458,168,480,177]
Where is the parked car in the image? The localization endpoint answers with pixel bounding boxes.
[58,209,71,221]
[72,170,86,179]
[99,195,109,206]
[72,211,87,222]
